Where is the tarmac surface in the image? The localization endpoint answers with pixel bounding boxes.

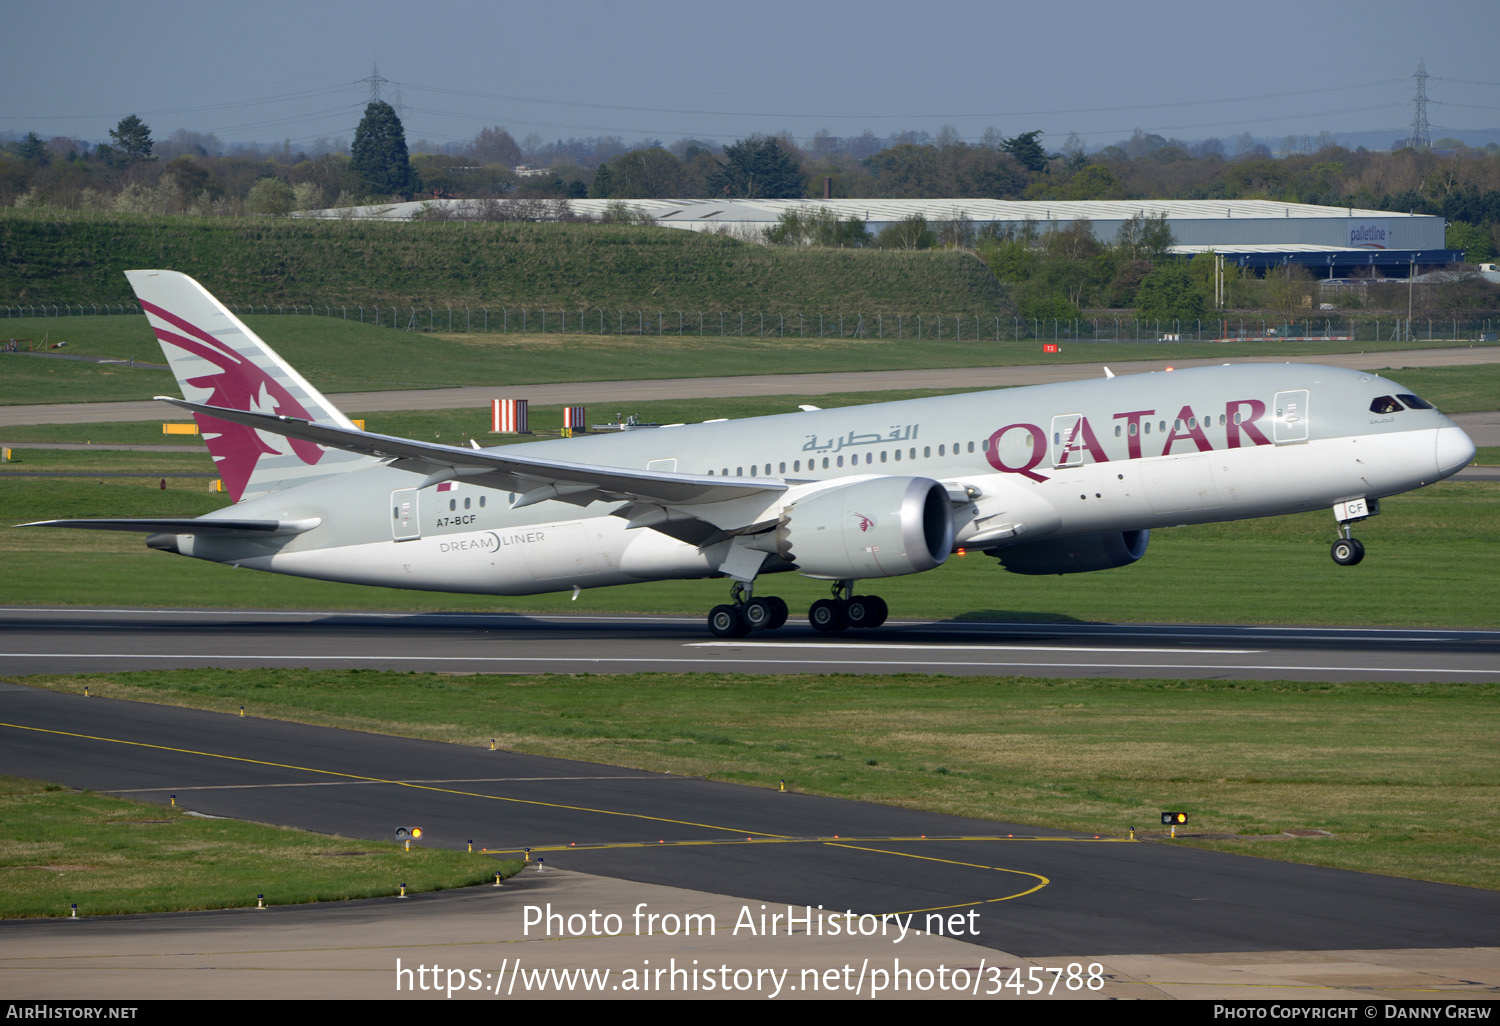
[3,680,1498,1001]
[3,608,1499,683]
[2,346,1496,427]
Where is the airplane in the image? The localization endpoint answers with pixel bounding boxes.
[25,270,1477,637]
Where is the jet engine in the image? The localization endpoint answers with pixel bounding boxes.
[994,529,1150,575]
[773,476,954,579]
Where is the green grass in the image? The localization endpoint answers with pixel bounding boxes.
[0,773,520,918]
[1,210,1012,311]
[3,473,1496,628]
[19,672,1499,892]
[4,311,1496,407]
[0,448,214,473]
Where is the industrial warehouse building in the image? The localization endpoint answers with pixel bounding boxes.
[316,197,1461,279]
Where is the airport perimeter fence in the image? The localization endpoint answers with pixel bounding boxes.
[3,301,1497,345]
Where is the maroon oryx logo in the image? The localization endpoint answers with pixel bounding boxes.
[140,299,323,502]
[854,512,874,532]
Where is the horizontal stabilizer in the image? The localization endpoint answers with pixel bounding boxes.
[21,517,321,536]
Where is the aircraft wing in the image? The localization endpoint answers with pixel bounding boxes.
[20,517,321,535]
[156,397,787,514]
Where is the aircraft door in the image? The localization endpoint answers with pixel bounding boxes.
[1273,389,1310,445]
[1050,414,1087,469]
[391,488,420,541]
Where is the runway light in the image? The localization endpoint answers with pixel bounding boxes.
[1160,812,1188,826]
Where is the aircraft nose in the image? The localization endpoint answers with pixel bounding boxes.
[1435,424,1476,478]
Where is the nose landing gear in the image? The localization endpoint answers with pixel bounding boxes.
[1330,535,1365,566]
[1330,498,1375,566]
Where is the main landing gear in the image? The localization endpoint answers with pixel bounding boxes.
[707,581,789,638]
[809,580,888,633]
[704,579,889,636]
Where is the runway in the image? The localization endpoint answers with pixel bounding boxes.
[2,346,1495,427]
[2,607,1497,682]
[3,679,1498,1000]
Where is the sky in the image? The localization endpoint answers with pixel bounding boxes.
[4,0,1498,153]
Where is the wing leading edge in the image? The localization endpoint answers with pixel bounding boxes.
[154,396,787,521]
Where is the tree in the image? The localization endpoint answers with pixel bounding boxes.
[1002,130,1049,174]
[109,115,154,164]
[351,101,414,198]
[1258,264,1315,327]
[1134,261,1205,322]
[598,147,683,198]
[764,207,870,247]
[246,178,295,216]
[1448,220,1495,264]
[1115,212,1175,261]
[707,136,804,198]
[876,214,934,250]
[17,132,49,165]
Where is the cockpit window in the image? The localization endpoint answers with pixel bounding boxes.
[1398,393,1435,410]
[1370,395,1404,414]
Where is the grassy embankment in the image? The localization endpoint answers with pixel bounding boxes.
[0,208,1010,312]
[0,773,520,918]
[20,671,1499,893]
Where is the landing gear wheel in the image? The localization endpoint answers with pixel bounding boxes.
[762,596,789,630]
[808,598,849,633]
[1330,537,1365,566]
[742,597,780,631]
[845,595,888,629]
[708,604,750,637]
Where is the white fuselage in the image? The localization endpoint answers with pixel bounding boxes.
[178,363,1473,595]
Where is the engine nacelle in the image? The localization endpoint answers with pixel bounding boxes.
[995,529,1150,576]
[774,476,954,580]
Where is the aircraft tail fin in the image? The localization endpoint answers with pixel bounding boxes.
[125,270,376,502]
